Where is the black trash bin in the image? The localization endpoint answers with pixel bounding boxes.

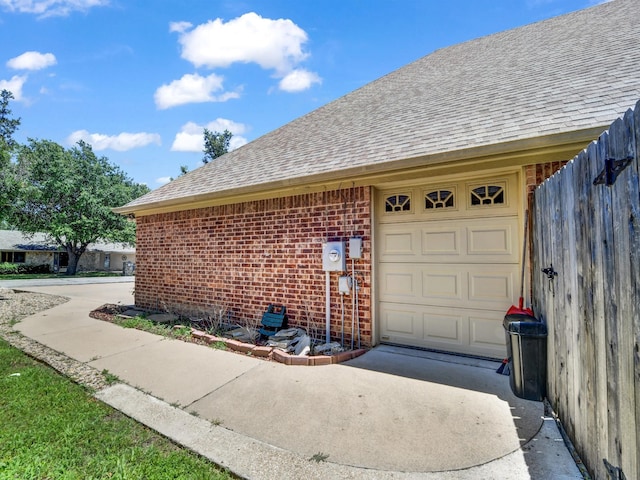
[503,314,547,401]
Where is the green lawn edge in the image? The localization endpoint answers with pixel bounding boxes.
[0,338,232,480]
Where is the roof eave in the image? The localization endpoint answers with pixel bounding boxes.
[115,126,605,217]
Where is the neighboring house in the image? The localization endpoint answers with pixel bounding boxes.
[0,230,135,273]
[116,0,640,358]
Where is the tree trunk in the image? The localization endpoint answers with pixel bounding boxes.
[65,250,80,275]
[64,243,86,276]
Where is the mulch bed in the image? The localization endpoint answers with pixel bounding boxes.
[88,303,274,355]
[89,303,366,366]
[89,303,128,323]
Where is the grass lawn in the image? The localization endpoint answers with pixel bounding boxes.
[0,338,232,480]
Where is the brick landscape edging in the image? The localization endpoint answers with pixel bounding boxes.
[190,329,366,366]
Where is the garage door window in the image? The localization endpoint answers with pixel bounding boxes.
[470,184,505,206]
[424,189,455,209]
[385,194,411,213]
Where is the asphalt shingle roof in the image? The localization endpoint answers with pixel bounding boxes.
[124,0,640,211]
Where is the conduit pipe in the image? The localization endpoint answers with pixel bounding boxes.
[325,270,331,344]
[351,260,356,350]
[355,272,360,348]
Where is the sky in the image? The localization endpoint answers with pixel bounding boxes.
[0,0,606,190]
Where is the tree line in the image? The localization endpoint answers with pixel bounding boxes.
[0,90,232,275]
[0,91,150,274]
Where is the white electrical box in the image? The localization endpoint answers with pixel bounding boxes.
[322,241,346,272]
[338,275,352,294]
[349,237,362,259]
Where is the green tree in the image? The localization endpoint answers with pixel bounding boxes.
[10,139,150,275]
[0,89,21,224]
[0,89,20,150]
[169,164,189,182]
[202,128,232,164]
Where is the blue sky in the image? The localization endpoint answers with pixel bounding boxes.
[1,0,604,189]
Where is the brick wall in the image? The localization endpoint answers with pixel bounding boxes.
[524,161,568,199]
[135,187,372,347]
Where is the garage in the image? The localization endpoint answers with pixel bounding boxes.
[377,174,521,358]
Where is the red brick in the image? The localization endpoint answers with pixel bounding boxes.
[233,341,254,353]
[251,346,273,357]
[271,349,291,365]
[203,334,225,344]
[332,351,353,364]
[311,355,332,366]
[290,355,311,366]
[351,348,367,359]
[190,329,207,340]
[225,340,245,352]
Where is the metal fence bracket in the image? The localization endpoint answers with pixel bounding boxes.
[593,156,634,186]
[603,458,626,480]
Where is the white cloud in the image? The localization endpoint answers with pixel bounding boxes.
[67,130,161,151]
[0,75,27,100]
[0,0,109,18]
[166,12,321,94]
[171,119,248,152]
[177,12,309,73]
[154,72,240,109]
[7,51,56,70]
[229,135,247,151]
[169,21,192,33]
[279,69,321,92]
[156,176,171,185]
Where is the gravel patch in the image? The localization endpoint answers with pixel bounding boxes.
[0,287,111,391]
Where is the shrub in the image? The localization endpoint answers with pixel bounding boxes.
[0,262,21,275]
[22,264,51,274]
[0,263,52,275]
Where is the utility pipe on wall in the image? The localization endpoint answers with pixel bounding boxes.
[352,259,360,349]
[325,270,331,344]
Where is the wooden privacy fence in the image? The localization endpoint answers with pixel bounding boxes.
[533,100,640,480]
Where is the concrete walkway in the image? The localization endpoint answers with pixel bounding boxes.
[0,275,134,289]
[9,282,583,479]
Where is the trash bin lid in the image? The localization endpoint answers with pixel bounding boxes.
[507,320,548,336]
[503,313,538,329]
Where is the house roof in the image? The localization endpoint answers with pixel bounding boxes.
[120,0,640,214]
[0,230,135,254]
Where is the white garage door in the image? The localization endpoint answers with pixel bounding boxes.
[377,175,521,358]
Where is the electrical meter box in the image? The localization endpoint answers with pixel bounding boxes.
[349,237,363,259]
[322,241,346,272]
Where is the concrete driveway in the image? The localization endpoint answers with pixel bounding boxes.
[7,280,583,479]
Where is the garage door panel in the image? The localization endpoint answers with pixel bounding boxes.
[470,314,508,358]
[381,268,419,299]
[380,306,423,338]
[379,263,517,310]
[380,263,458,305]
[422,227,461,256]
[379,303,504,358]
[468,269,515,306]
[424,311,465,345]
[422,270,463,301]
[379,218,519,264]
[467,221,517,259]
[380,230,417,257]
